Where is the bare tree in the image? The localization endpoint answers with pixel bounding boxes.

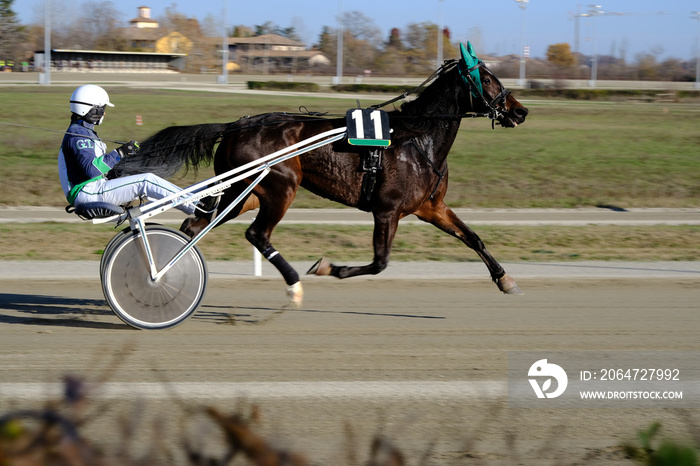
[339,11,381,74]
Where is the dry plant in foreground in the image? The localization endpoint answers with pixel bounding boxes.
[0,374,413,466]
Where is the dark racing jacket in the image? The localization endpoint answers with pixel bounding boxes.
[57,119,121,205]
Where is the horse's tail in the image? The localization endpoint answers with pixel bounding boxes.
[109,122,233,179]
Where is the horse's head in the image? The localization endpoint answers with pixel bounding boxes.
[458,42,529,128]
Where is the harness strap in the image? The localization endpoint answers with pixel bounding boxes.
[356,149,384,211]
[410,140,446,200]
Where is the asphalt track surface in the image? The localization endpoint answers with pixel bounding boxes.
[1,208,699,464]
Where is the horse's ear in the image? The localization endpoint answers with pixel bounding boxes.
[460,42,479,69]
[459,42,483,96]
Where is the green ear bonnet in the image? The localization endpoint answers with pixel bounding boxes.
[458,41,483,97]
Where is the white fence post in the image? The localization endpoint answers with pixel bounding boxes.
[253,246,262,276]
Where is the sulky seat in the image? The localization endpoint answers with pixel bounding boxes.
[66,202,125,220]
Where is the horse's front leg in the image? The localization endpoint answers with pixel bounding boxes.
[308,211,399,279]
[245,203,304,306]
[414,201,523,295]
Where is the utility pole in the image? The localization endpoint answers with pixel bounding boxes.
[515,0,529,87]
[575,5,667,87]
[588,4,602,87]
[219,0,228,84]
[437,0,444,67]
[41,0,51,85]
[335,0,343,85]
[693,11,700,89]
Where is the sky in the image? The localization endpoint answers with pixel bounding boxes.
[16,0,700,61]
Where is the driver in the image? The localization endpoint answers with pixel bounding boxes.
[58,84,200,215]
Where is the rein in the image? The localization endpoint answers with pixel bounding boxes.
[369,61,454,111]
[0,120,128,144]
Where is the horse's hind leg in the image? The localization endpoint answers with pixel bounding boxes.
[414,201,523,295]
[308,210,400,279]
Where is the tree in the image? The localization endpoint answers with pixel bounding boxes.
[341,10,381,46]
[335,11,381,73]
[316,26,333,53]
[86,1,126,51]
[201,14,219,38]
[0,0,25,63]
[254,21,276,36]
[635,52,658,80]
[232,25,254,38]
[252,21,299,40]
[403,22,457,74]
[546,43,575,68]
[158,5,217,73]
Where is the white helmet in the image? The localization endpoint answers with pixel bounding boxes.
[69,84,114,125]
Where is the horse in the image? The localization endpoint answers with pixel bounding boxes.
[110,42,529,305]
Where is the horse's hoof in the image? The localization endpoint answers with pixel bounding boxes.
[307,258,332,276]
[286,281,303,308]
[497,274,524,295]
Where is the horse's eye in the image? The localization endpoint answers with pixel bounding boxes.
[483,77,492,86]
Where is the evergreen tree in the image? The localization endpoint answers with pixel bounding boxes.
[0,0,23,65]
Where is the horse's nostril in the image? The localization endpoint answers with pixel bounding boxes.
[514,107,529,119]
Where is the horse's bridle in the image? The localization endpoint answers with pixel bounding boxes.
[456,59,511,126]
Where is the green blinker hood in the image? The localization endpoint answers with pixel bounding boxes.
[458,41,483,97]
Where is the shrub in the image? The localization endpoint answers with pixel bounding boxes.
[247,81,320,92]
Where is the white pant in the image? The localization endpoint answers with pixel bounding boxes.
[74,173,196,215]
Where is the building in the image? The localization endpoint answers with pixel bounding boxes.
[228,34,330,73]
[119,6,193,54]
[34,7,191,73]
[34,49,186,73]
[33,7,328,74]
[129,6,159,28]
[121,6,160,50]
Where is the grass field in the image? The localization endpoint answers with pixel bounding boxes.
[1,86,698,261]
[1,222,698,262]
[1,87,699,209]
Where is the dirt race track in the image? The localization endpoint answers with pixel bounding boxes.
[1,272,699,465]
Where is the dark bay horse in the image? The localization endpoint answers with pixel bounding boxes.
[111,44,529,305]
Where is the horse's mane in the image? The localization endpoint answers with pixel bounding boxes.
[389,61,465,139]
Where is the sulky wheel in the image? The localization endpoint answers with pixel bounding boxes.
[101,225,208,330]
[100,223,159,277]
[100,227,131,276]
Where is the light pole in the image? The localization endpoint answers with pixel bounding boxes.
[515,0,529,87]
[41,0,51,85]
[219,0,228,84]
[437,0,444,67]
[587,4,603,87]
[335,0,343,85]
[693,11,700,89]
